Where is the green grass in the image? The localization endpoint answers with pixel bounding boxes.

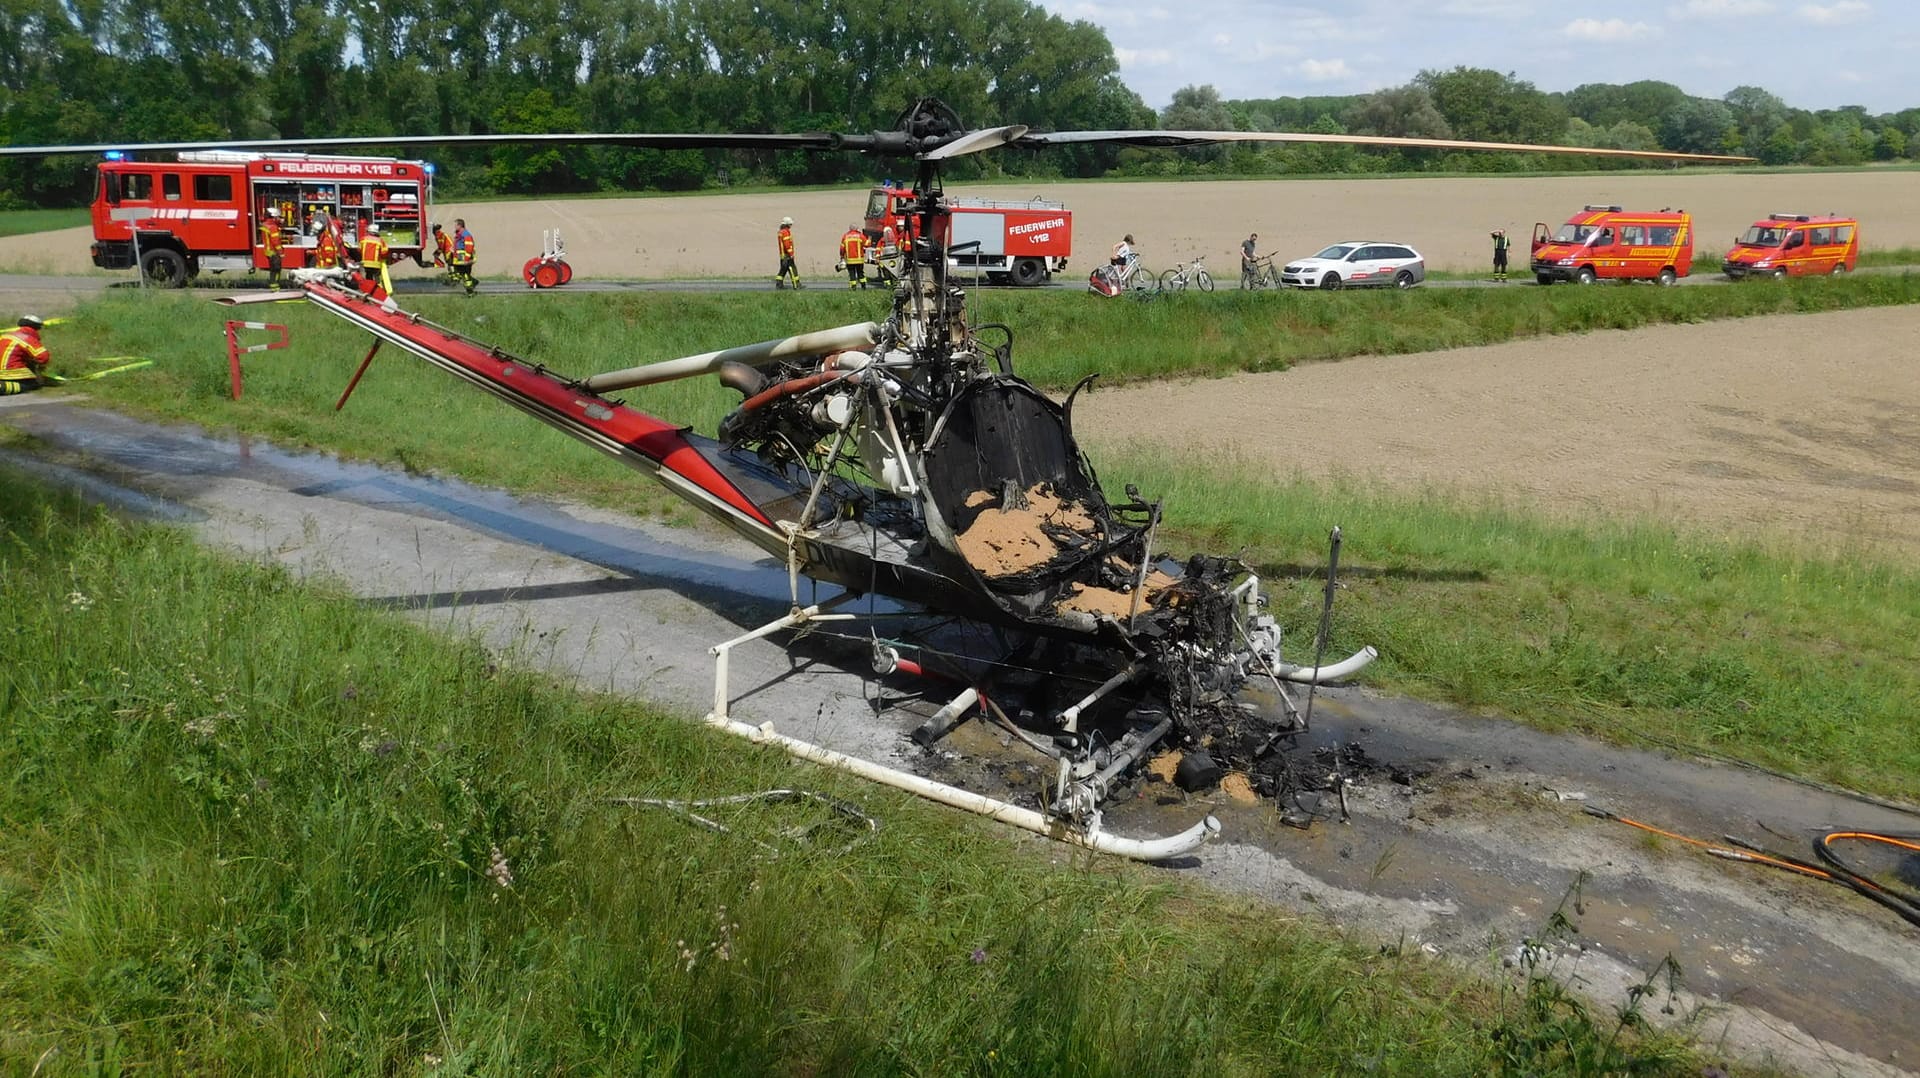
[36,280,1920,800]
[1094,456,1920,801]
[0,472,1705,1073]
[0,207,90,238]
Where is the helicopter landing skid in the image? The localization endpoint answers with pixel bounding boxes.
[701,596,1219,862]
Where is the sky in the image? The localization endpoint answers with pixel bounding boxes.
[1034,0,1915,115]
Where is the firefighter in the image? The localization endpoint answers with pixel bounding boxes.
[261,206,285,290]
[358,223,392,296]
[774,217,800,289]
[1491,228,1511,282]
[0,315,51,396]
[313,215,342,270]
[838,223,867,289]
[431,222,454,278]
[450,218,477,296]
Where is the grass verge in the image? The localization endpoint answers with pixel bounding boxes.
[0,208,89,238]
[0,471,1704,1073]
[30,282,1920,801]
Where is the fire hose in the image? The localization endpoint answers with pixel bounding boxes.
[1586,806,1920,929]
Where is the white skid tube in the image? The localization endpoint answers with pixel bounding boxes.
[704,710,1219,862]
[1275,646,1378,684]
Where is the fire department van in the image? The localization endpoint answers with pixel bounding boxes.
[90,151,433,287]
[1529,205,1692,285]
[1721,213,1860,279]
[863,185,1070,286]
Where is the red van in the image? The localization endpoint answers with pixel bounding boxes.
[1722,213,1860,279]
[1529,205,1692,285]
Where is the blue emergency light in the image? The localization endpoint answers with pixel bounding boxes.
[423,163,435,175]
[103,151,125,161]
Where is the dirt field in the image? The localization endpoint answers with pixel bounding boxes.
[1074,305,1920,557]
[4,168,1916,278]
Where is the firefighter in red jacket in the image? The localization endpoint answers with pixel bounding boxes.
[261,206,285,290]
[431,222,454,276]
[358,223,392,296]
[838,224,867,289]
[0,315,51,396]
[450,218,477,296]
[314,216,342,270]
[774,217,800,289]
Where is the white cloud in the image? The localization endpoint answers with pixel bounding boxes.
[1563,18,1659,41]
[1837,69,1865,82]
[1797,0,1869,22]
[1115,47,1175,68]
[1295,58,1353,81]
[1669,0,1776,17]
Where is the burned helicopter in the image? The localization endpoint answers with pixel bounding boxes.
[10,103,1750,858]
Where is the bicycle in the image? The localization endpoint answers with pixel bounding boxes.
[1158,255,1214,293]
[1240,254,1281,290]
[1091,252,1155,296]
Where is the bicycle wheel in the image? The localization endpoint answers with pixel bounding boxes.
[1130,267,1155,293]
[1159,268,1186,292]
[1195,269,1214,292]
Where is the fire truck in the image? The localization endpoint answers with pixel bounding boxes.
[90,151,433,287]
[863,184,1070,287]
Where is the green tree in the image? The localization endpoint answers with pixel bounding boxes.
[1342,85,1451,139]
[1415,67,1566,144]
[1659,97,1736,155]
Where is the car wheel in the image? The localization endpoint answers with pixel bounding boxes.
[1656,267,1677,287]
[139,248,188,288]
[1830,262,1848,276]
[1574,266,1597,285]
[1320,273,1342,290]
[1772,267,1788,280]
[1535,273,1554,286]
[1011,258,1045,287]
[1394,270,1415,289]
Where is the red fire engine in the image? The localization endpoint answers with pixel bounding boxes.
[90,151,434,287]
[863,184,1071,287]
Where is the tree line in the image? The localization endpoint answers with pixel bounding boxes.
[1161,72,1915,176]
[1,0,1913,207]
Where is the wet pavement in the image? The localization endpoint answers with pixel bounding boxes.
[3,399,1916,1077]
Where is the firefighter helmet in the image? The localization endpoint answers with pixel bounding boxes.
[18,315,44,330]
[267,206,280,217]
[366,223,380,234]
[780,216,793,227]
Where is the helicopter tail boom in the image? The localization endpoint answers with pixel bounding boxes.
[300,281,787,548]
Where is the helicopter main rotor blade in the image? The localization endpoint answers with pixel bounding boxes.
[921,125,1030,161]
[1016,129,1755,164]
[0,131,845,159]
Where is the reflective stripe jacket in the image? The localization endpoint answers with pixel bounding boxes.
[435,231,454,263]
[777,227,795,258]
[315,231,340,268]
[840,229,865,263]
[261,218,284,256]
[0,327,49,373]
[453,229,475,263]
[360,233,389,266]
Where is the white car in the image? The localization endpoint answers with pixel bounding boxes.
[1280,241,1426,290]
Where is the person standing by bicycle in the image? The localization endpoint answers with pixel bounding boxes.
[1109,234,1136,286]
[1241,233,1259,275]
